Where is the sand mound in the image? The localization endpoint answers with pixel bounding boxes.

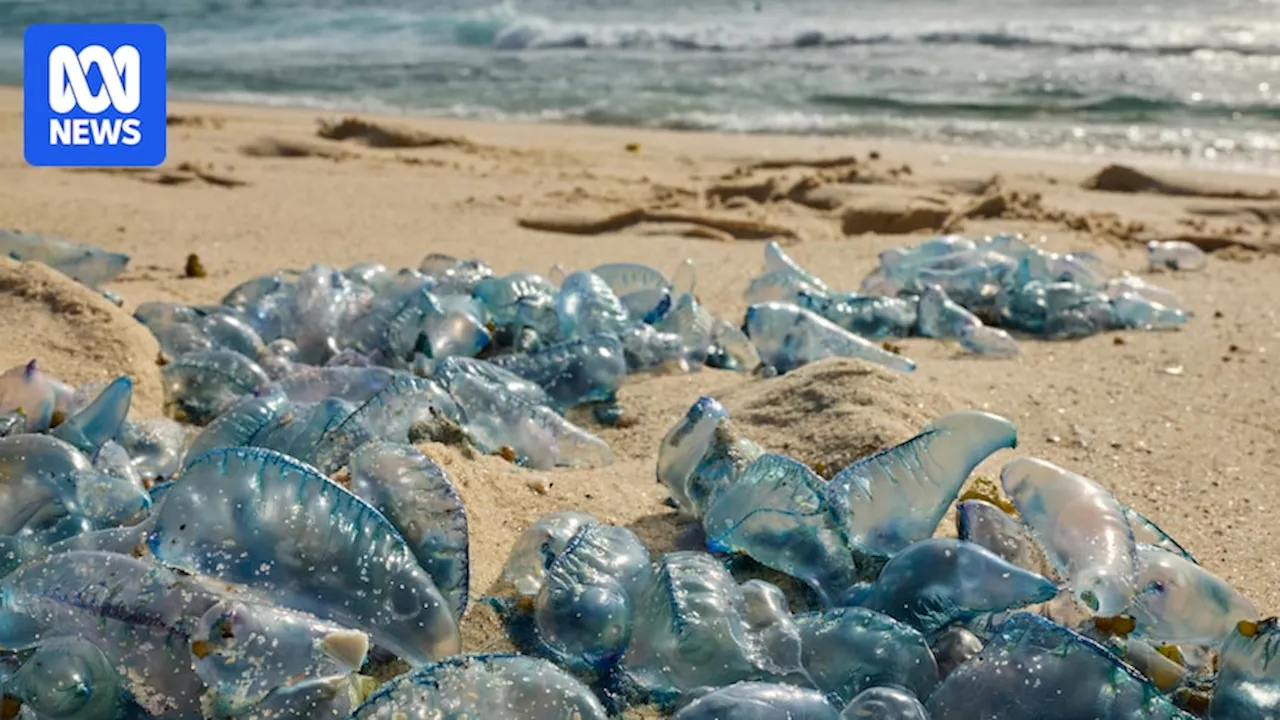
[706,177,782,206]
[1189,203,1280,225]
[840,198,951,235]
[317,117,472,150]
[0,257,164,417]
[717,358,960,474]
[785,177,861,211]
[1084,163,1278,200]
[239,137,352,161]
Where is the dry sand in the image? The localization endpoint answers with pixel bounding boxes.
[1,85,1279,714]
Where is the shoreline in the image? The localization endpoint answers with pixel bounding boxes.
[4,83,1278,179]
[162,91,1280,179]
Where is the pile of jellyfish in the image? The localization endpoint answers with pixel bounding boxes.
[134,251,778,468]
[495,400,1272,719]
[746,233,1191,360]
[9,354,1275,720]
[0,231,1258,720]
[0,355,631,719]
[128,247,922,471]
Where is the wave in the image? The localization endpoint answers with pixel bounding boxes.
[448,13,1280,57]
[808,93,1280,121]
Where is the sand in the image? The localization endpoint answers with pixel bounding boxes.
[0,256,165,417]
[1,85,1279,713]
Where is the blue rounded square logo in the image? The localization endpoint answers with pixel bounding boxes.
[23,23,167,168]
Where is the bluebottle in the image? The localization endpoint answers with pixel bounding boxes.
[265,365,397,405]
[489,333,627,411]
[657,396,729,514]
[419,254,494,295]
[309,373,459,472]
[0,229,129,289]
[1125,505,1196,563]
[1110,292,1188,331]
[590,262,672,325]
[917,285,984,338]
[745,302,916,374]
[621,552,800,699]
[700,410,1016,606]
[2,637,137,720]
[191,599,370,716]
[350,654,609,720]
[955,499,1056,579]
[49,377,132,457]
[1208,618,1280,719]
[747,269,826,306]
[223,674,369,720]
[501,510,599,595]
[183,391,293,463]
[914,284,1019,356]
[619,323,686,371]
[1000,456,1138,616]
[826,411,1017,557]
[0,551,214,716]
[0,434,151,543]
[533,523,651,670]
[656,396,763,519]
[842,686,930,720]
[672,682,842,720]
[848,538,1058,635]
[444,371,613,469]
[161,350,270,425]
[702,453,863,607]
[431,355,554,408]
[791,607,938,704]
[148,446,461,665]
[591,262,670,299]
[707,317,761,372]
[926,613,1195,719]
[799,293,919,339]
[763,241,829,292]
[657,292,714,368]
[424,293,493,359]
[0,360,67,433]
[473,271,561,337]
[555,270,630,339]
[930,626,985,679]
[615,551,937,707]
[346,441,470,618]
[1127,544,1257,645]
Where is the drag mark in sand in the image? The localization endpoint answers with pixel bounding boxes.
[70,162,249,189]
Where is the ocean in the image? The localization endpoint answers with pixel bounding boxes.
[2,0,1278,170]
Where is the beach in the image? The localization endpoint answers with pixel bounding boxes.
[1,83,1279,714]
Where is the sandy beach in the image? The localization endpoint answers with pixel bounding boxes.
[1,83,1279,713]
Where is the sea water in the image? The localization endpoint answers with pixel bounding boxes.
[0,0,1277,169]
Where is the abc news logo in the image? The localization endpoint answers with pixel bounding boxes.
[24,24,166,168]
[48,44,143,146]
